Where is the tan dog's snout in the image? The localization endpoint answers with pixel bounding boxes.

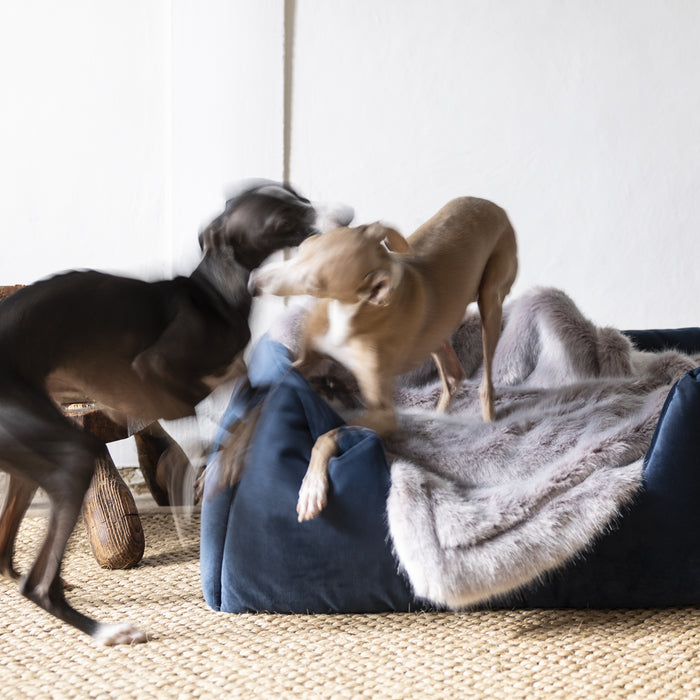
[248,259,315,298]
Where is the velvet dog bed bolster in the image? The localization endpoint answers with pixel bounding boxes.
[200,338,414,613]
[201,322,700,613]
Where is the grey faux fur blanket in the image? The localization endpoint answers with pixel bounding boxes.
[272,288,700,609]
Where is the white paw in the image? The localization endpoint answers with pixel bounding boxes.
[94,622,148,646]
[297,472,328,522]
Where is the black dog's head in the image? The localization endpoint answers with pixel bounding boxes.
[198,180,319,270]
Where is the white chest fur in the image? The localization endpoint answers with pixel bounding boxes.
[313,300,360,371]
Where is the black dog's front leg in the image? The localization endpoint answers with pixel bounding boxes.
[133,422,195,506]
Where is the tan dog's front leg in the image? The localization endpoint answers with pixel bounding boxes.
[297,367,396,521]
[297,429,340,522]
[432,341,465,413]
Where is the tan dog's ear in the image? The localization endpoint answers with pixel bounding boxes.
[383,227,411,253]
[357,269,393,306]
[364,222,411,254]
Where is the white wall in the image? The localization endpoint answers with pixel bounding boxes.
[170,0,284,275]
[289,0,700,329]
[0,1,172,282]
[0,0,284,283]
[2,1,697,324]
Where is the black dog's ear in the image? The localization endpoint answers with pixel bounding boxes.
[199,224,225,253]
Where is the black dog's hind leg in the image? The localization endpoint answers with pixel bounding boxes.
[0,389,147,645]
[25,446,147,644]
[0,474,36,578]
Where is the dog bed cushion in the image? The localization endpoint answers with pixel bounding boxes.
[200,339,414,613]
[201,289,700,612]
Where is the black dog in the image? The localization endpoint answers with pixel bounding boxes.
[0,181,317,644]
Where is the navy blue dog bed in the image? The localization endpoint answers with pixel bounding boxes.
[201,328,700,613]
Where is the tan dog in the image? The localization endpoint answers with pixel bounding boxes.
[250,196,518,521]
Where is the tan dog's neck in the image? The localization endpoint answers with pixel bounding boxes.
[310,299,362,373]
[303,260,421,380]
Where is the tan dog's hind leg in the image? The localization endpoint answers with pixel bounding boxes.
[477,261,513,422]
[478,299,501,422]
[432,341,465,413]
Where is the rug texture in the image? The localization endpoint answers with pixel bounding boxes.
[1,508,699,699]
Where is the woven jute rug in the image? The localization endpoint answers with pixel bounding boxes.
[1,507,698,699]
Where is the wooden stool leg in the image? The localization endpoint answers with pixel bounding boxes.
[82,450,145,569]
[63,405,144,569]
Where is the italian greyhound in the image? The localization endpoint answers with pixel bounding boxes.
[0,180,320,645]
[250,196,518,521]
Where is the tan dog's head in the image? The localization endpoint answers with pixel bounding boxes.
[249,222,411,305]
